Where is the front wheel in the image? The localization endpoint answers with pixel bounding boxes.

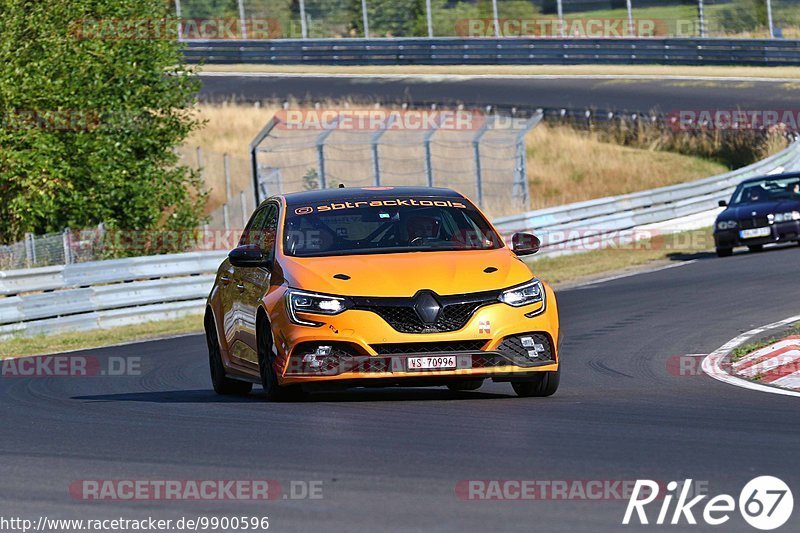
[258,318,304,402]
[511,368,560,397]
[206,316,253,396]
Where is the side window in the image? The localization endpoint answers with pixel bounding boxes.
[258,205,279,261]
[239,207,269,246]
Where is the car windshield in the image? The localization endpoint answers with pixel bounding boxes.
[283,197,503,257]
[730,176,800,205]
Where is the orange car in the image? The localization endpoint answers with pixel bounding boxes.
[204,186,560,400]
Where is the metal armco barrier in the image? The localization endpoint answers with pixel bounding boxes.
[183,38,800,66]
[494,140,800,255]
[3,141,800,338]
[0,251,226,338]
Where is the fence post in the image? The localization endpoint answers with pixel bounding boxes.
[298,0,308,39]
[174,0,183,40]
[556,0,565,37]
[24,233,35,267]
[315,115,340,189]
[62,228,73,265]
[491,0,500,38]
[361,0,370,38]
[626,0,634,36]
[224,153,232,205]
[196,146,204,182]
[514,112,543,210]
[237,0,248,38]
[698,0,706,38]
[223,204,230,231]
[240,191,248,228]
[472,119,490,210]
[370,114,395,186]
[425,0,434,38]
[766,0,774,38]
[423,111,442,187]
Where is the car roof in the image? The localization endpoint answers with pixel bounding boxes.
[739,171,800,186]
[277,186,467,206]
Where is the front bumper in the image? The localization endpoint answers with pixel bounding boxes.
[715,221,800,249]
[271,286,560,385]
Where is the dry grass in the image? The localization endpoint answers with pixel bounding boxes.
[525,125,726,209]
[185,103,728,215]
[197,64,800,80]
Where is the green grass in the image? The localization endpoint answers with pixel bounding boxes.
[525,227,714,286]
[730,322,800,363]
[0,314,204,359]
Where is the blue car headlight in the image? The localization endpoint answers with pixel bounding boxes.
[716,220,738,230]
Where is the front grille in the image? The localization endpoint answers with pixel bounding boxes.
[372,340,487,355]
[352,290,500,334]
[739,217,771,230]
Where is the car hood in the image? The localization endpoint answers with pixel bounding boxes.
[279,248,534,297]
[720,200,800,220]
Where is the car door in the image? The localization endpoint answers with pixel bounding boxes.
[223,205,271,368]
[234,202,279,367]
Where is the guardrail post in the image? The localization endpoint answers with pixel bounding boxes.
[472,118,491,210]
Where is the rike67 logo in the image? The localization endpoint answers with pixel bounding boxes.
[623,477,794,530]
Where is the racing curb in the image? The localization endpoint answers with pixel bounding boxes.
[702,314,800,398]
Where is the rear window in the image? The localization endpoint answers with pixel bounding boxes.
[283,197,503,257]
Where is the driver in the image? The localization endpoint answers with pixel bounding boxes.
[405,213,442,245]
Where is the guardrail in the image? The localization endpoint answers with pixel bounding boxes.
[0,251,226,339]
[494,140,800,255]
[183,37,800,66]
[3,141,800,338]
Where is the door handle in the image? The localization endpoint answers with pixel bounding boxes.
[236,282,246,291]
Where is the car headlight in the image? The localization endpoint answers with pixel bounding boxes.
[285,289,352,326]
[499,279,545,308]
[716,220,738,230]
[774,211,800,223]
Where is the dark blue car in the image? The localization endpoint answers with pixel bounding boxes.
[714,172,800,257]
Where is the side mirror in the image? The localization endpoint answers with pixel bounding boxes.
[718,200,728,207]
[511,232,541,256]
[229,244,272,268]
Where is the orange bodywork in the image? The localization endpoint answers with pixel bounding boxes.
[206,187,560,390]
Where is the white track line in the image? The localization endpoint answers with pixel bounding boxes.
[702,314,800,398]
[566,260,697,290]
[196,72,800,83]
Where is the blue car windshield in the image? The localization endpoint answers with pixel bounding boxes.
[730,177,800,205]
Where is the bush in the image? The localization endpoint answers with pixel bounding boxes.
[0,0,205,253]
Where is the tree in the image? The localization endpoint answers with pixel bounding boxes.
[0,0,205,251]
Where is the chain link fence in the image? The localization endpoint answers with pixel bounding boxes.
[0,226,105,270]
[172,1,800,40]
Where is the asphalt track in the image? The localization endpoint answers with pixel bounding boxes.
[197,73,800,113]
[2,244,799,532]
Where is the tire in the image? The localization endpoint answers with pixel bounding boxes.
[716,247,733,257]
[206,314,253,396]
[748,244,764,253]
[446,380,483,392]
[257,316,304,402]
[511,368,560,398]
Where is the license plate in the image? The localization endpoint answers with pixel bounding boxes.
[740,227,771,239]
[407,356,456,371]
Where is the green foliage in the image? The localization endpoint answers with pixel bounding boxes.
[714,0,768,34]
[0,0,205,251]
